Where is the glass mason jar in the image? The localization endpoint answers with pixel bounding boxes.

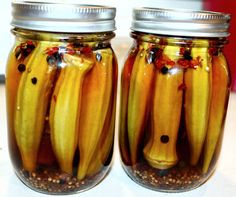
[6,2,117,194]
[119,8,231,192]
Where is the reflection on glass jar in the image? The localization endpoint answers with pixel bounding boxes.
[6,2,117,194]
[119,8,231,192]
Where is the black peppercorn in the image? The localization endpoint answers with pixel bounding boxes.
[161,66,169,74]
[31,77,38,85]
[184,51,193,60]
[160,135,169,143]
[17,64,26,72]
[28,44,35,50]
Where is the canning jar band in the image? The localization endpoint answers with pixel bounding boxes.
[132,8,231,38]
[11,2,116,33]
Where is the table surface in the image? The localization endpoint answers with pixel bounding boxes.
[1,38,236,196]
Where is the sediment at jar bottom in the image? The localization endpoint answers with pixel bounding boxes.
[184,40,212,166]
[16,163,111,194]
[14,41,57,172]
[143,42,183,170]
[122,158,210,192]
[202,53,230,173]
[77,49,113,180]
[49,53,94,175]
[127,45,155,165]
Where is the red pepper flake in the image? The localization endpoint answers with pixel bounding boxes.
[66,48,76,55]
[155,59,165,69]
[81,47,92,54]
[66,43,92,55]
[177,59,189,69]
[209,47,219,56]
[154,54,175,69]
[190,56,202,69]
[26,40,34,46]
[14,41,36,60]
[167,59,175,67]
[46,47,59,56]
[180,47,185,55]
[159,39,168,46]
[53,95,57,102]
[156,48,163,59]
[178,56,202,69]
[178,83,187,90]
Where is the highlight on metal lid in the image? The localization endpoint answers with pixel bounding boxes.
[131,7,231,37]
[11,1,116,33]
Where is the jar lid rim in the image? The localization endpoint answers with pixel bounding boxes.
[131,7,231,38]
[11,1,116,33]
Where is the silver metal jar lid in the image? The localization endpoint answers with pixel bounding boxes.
[11,1,116,33]
[131,8,231,37]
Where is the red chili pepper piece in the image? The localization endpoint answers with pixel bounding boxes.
[156,48,163,59]
[53,95,57,102]
[66,48,76,55]
[177,59,189,68]
[154,53,175,69]
[190,56,202,69]
[209,47,219,56]
[180,47,185,55]
[177,56,202,69]
[26,40,34,45]
[155,59,165,69]
[81,47,92,54]
[167,59,175,67]
[178,83,187,90]
[46,47,59,56]
[15,41,35,60]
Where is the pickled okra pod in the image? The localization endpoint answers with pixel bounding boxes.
[6,41,36,163]
[119,47,138,165]
[50,53,94,174]
[143,41,183,169]
[127,44,155,165]
[184,40,212,165]
[14,42,57,171]
[86,82,117,177]
[203,53,230,173]
[77,49,113,180]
